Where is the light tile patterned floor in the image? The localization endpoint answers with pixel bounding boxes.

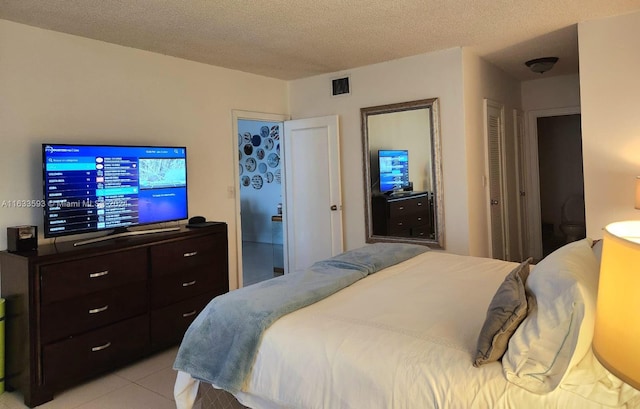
[0,347,179,409]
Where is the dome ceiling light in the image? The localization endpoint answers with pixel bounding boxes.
[525,57,559,74]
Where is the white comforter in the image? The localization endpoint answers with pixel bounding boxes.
[176,251,639,409]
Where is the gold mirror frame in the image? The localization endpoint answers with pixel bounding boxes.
[361,98,444,249]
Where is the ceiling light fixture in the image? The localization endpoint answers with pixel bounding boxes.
[525,57,559,74]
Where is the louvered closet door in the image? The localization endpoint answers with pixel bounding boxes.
[485,100,507,260]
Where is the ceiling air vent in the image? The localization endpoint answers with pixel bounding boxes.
[332,76,350,96]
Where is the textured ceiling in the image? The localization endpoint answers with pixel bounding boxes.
[1,0,640,81]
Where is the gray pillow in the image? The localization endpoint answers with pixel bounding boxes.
[473,258,532,367]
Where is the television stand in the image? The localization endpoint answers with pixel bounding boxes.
[73,226,180,247]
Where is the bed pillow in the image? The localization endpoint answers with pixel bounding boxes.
[474,258,532,367]
[502,238,599,394]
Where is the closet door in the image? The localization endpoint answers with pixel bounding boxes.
[485,99,508,260]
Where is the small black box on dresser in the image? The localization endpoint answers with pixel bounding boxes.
[6,225,38,252]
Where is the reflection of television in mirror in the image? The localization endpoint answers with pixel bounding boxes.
[42,144,188,246]
[378,149,409,193]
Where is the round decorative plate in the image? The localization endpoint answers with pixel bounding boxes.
[242,132,252,145]
[239,149,242,160]
[245,157,257,172]
[243,144,253,155]
[256,148,265,160]
[258,162,267,174]
[260,126,270,138]
[239,164,243,175]
[267,153,280,168]
[270,125,280,140]
[241,175,250,187]
[266,171,274,183]
[275,169,281,184]
[251,134,261,147]
[251,175,263,190]
[238,134,243,146]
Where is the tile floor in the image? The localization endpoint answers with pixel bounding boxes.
[0,347,179,409]
[242,241,280,286]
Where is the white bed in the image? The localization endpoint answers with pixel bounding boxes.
[174,240,640,409]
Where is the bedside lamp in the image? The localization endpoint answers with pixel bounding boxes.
[593,220,640,390]
[635,176,640,209]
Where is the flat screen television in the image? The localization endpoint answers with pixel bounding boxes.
[42,144,188,244]
[378,149,409,193]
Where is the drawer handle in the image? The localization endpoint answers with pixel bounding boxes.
[182,280,197,287]
[91,341,111,352]
[89,270,109,278]
[417,217,423,221]
[398,206,405,210]
[417,202,423,206]
[182,310,197,318]
[397,222,403,226]
[183,251,198,258]
[88,305,109,314]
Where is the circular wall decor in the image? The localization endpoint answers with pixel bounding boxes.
[242,132,252,145]
[264,138,274,151]
[251,134,261,147]
[256,148,265,160]
[241,175,250,186]
[267,153,280,168]
[266,171,274,183]
[251,175,263,190]
[270,125,280,140]
[275,169,281,184]
[245,157,257,172]
[258,162,267,174]
[260,126,269,138]
[239,164,243,175]
[243,144,253,155]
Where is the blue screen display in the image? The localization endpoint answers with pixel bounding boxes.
[379,149,409,192]
[42,144,187,238]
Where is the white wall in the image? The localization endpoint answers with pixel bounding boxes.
[462,50,522,259]
[578,11,640,238]
[289,49,469,254]
[0,20,288,290]
[521,74,581,111]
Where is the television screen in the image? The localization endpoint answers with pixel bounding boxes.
[42,144,188,238]
[378,149,409,192]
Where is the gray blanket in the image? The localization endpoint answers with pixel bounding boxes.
[173,242,429,393]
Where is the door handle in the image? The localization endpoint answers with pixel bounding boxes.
[330,205,338,211]
[491,199,499,205]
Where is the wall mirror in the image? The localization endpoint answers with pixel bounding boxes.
[361,98,444,249]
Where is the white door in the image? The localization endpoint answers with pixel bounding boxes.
[282,115,343,274]
[485,99,508,261]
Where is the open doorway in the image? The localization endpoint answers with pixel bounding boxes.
[536,114,585,257]
[233,111,288,287]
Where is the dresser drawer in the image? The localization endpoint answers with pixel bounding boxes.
[42,315,149,388]
[150,234,225,278]
[388,195,428,218]
[40,248,148,304]
[150,292,215,350]
[150,266,225,308]
[41,281,148,343]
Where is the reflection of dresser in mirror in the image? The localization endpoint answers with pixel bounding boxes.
[372,191,434,239]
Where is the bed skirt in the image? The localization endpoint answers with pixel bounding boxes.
[195,382,250,409]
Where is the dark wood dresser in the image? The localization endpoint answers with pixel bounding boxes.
[0,223,228,407]
[372,192,434,238]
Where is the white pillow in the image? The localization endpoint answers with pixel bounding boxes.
[502,238,599,393]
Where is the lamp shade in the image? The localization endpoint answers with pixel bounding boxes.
[593,221,640,390]
[635,176,640,210]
